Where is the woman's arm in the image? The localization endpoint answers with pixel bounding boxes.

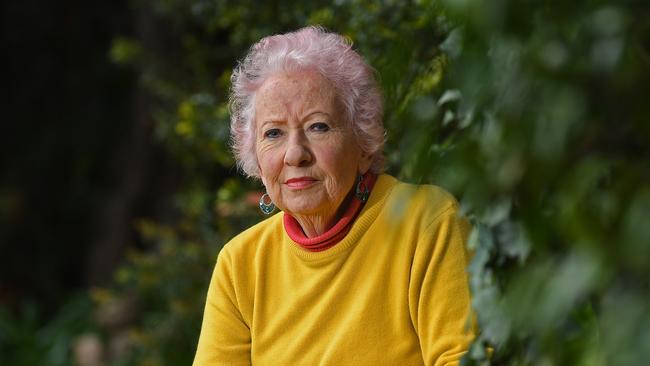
[193,248,252,366]
[409,204,476,366]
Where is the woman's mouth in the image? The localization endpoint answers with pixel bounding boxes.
[285,177,317,190]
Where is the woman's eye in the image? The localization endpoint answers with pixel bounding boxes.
[310,122,330,132]
[264,128,282,139]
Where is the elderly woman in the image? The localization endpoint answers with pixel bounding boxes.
[194,26,475,365]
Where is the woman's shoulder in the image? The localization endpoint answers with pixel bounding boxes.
[382,174,461,227]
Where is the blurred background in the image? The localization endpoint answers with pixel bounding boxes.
[1,0,649,365]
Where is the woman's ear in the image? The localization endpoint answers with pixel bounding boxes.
[257,164,266,187]
[358,151,373,175]
[260,176,267,189]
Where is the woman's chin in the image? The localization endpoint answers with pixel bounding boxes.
[283,199,329,218]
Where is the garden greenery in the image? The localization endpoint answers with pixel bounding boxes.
[3,0,648,365]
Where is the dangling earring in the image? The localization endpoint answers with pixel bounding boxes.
[355,173,369,202]
[259,193,276,215]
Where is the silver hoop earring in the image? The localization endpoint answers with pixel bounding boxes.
[259,193,276,215]
[355,174,369,202]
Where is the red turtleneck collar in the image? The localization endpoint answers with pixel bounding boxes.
[283,173,377,252]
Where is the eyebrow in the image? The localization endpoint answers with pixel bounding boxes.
[259,111,332,128]
[259,120,284,128]
[303,110,331,120]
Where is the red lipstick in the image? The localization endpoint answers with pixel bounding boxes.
[285,176,317,189]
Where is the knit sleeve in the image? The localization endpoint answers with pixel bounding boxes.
[408,204,476,366]
[193,246,252,366]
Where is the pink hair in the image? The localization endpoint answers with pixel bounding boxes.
[229,26,385,178]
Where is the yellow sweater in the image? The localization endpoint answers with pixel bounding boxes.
[194,175,475,366]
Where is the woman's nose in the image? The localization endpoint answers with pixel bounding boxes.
[284,133,312,167]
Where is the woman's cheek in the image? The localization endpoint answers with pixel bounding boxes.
[258,149,281,180]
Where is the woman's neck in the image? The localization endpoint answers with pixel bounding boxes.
[283,173,377,252]
[291,195,353,237]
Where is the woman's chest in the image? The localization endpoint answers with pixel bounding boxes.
[248,243,425,365]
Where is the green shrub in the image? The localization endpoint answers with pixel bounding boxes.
[84,0,650,364]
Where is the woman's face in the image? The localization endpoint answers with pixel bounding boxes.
[254,71,371,221]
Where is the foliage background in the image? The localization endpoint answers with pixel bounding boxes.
[1,0,648,365]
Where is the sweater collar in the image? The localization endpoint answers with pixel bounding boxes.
[283,174,398,261]
[283,173,377,252]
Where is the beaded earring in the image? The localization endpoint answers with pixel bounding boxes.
[259,193,276,215]
[354,174,370,202]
